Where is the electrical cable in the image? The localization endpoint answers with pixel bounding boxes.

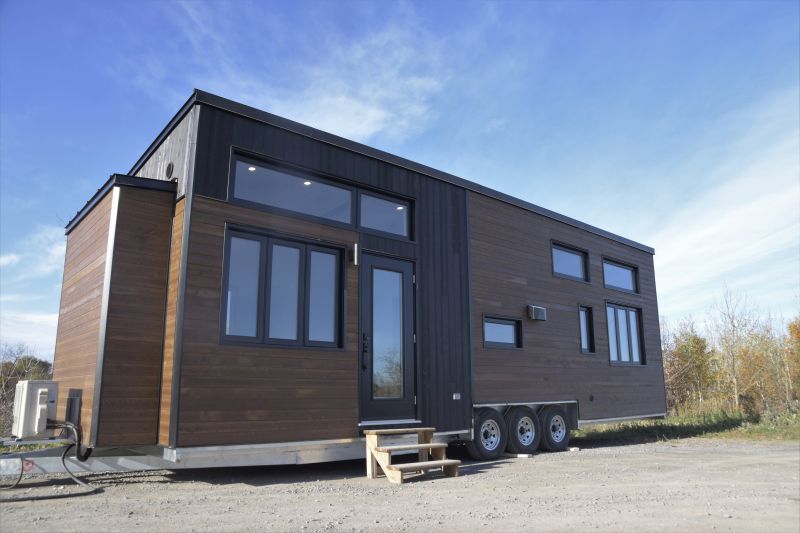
[0,421,101,499]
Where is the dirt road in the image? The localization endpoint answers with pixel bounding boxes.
[2,438,798,532]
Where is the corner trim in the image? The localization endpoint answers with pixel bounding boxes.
[89,186,120,447]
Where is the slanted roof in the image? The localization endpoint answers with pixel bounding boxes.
[129,89,655,254]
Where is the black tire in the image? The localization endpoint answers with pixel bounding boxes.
[540,405,571,452]
[504,406,541,454]
[465,408,508,461]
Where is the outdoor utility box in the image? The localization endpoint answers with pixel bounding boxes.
[11,380,58,439]
[527,305,547,321]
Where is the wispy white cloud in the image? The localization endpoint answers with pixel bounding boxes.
[0,254,20,267]
[651,89,800,322]
[2,225,66,283]
[117,1,449,144]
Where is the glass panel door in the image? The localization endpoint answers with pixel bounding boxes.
[359,254,415,421]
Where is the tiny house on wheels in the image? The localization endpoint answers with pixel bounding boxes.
[50,90,666,474]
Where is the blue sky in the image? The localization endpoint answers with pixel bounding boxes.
[1,0,798,358]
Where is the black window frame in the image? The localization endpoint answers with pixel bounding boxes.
[228,150,414,242]
[606,302,645,366]
[602,257,639,294]
[356,189,413,240]
[220,227,345,349]
[578,305,595,354]
[551,241,590,283]
[482,315,523,349]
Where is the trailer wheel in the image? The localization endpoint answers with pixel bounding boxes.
[504,406,541,455]
[466,408,508,461]
[540,405,570,452]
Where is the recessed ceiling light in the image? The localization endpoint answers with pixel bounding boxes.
[304,181,312,186]
[248,166,256,172]
[396,206,405,211]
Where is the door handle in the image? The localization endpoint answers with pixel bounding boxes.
[361,333,369,370]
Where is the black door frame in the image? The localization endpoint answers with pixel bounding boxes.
[358,252,416,421]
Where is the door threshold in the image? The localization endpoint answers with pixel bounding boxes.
[358,419,422,427]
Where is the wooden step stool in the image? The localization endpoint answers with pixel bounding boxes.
[364,427,460,484]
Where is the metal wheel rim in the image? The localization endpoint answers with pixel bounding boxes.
[516,416,535,446]
[550,414,566,443]
[480,420,501,451]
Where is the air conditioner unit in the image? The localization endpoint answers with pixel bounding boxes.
[11,380,58,439]
[527,305,547,321]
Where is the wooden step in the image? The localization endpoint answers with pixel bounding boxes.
[386,459,461,472]
[376,443,448,453]
[363,427,436,436]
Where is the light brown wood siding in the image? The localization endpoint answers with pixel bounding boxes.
[159,197,184,446]
[94,187,174,446]
[469,192,666,419]
[176,196,359,447]
[52,192,113,446]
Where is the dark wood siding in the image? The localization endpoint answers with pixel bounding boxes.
[469,192,666,419]
[188,105,472,433]
[95,187,174,446]
[177,197,360,446]
[159,198,184,445]
[52,192,112,446]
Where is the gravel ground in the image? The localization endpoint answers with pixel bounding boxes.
[2,438,798,532]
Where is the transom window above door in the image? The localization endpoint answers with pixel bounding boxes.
[231,155,412,239]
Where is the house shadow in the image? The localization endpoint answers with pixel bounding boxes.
[572,414,745,449]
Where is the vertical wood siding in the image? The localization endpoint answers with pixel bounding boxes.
[52,192,112,445]
[469,192,666,419]
[94,187,174,446]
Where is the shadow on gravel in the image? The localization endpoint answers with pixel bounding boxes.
[573,414,745,449]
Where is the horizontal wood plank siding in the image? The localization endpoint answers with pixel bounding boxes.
[469,192,666,419]
[52,192,112,445]
[176,197,359,447]
[95,187,174,447]
[159,197,184,445]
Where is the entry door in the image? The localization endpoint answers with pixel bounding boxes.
[359,253,416,421]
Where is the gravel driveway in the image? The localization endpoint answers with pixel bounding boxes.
[2,438,798,532]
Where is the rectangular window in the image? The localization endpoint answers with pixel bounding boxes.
[233,159,352,224]
[359,193,410,237]
[552,244,588,281]
[606,303,644,365]
[224,236,262,338]
[483,317,522,348]
[579,306,595,353]
[603,259,638,292]
[222,230,342,348]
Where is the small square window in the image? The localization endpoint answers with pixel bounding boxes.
[483,316,522,348]
[603,259,638,293]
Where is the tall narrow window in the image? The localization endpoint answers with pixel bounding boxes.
[225,236,262,338]
[307,249,339,344]
[607,304,644,365]
[552,244,588,281]
[579,306,595,353]
[268,244,301,341]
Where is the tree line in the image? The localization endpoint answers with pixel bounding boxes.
[662,290,800,419]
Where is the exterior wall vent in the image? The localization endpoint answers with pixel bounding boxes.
[527,305,547,321]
